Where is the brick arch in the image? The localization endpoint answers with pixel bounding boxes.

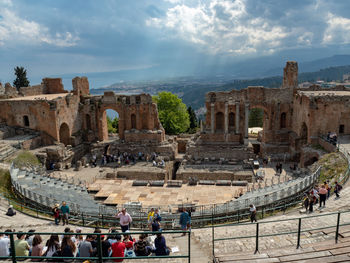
[59,122,70,146]
[98,105,124,141]
[249,104,271,130]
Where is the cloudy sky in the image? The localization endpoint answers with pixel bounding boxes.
[1,0,350,87]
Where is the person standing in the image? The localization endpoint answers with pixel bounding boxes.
[318,185,328,208]
[308,192,316,213]
[326,180,331,199]
[53,204,60,225]
[249,204,257,223]
[60,201,70,226]
[116,208,132,232]
[179,209,190,235]
[147,208,154,231]
[303,193,309,212]
[334,182,343,198]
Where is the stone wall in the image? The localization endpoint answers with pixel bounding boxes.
[42,78,67,94]
[19,85,44,96]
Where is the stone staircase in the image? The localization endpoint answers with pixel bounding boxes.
[0,142,17,161]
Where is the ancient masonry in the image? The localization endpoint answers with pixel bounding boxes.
[0,61,350,167]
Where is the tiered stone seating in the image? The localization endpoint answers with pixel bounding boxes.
[215,225,350,263]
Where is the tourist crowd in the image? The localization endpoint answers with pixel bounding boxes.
[0,227,172,261]
[302,181,342,213]
[91,151,160,168]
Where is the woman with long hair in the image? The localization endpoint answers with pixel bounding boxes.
[61,235,76,261]
[45,234,60,259]
[31,235,43,261]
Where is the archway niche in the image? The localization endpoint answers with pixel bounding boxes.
[85,114,91,130]
[59,123,70,146]
[229,112,235,128]
[215,112,224,132]
[142,112,148,129]
[23,115,29,127]
[131,114,136,129]
[280,112,287,129]
[300,122,308,145]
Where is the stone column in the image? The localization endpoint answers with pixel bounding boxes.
[224,102,228,134]
[245,103,249,138]
[211,103,215,133]
[235,102,240,134]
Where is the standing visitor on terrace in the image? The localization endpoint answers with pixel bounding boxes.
[116,208,132,232]
[179,208,190,235]
[249,204,257,223]
[61,201,70,226]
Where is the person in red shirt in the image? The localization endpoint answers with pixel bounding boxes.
[111,235,125,262]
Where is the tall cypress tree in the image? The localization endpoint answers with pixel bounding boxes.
[13,66,30,90]
[187,106,198,132]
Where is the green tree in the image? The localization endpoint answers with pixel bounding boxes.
[187,106,198,133]
[112,116,119,132]
[153,91,190,134]
[13,66,30,90]
[107,116,117,133]
[249,108,263,128]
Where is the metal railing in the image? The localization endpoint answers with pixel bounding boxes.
[211,210,350,259]
[0,230,191,263]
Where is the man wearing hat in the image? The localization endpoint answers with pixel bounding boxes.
[53,204,60,225]
[5,205,16,217]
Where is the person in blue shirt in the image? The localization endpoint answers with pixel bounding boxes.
[154,232,169,256]
[60,201,70,225]
[179,209,190,236]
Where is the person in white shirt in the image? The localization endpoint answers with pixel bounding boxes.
[0,233,10,257]
[249,204,257,223]
[116,208,132,232]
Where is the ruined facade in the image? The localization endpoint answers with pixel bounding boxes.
[196,61,350,165]
[0,78,165,147]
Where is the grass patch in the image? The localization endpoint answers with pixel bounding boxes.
[0,169,12,195]
[12,151,40,167]
[313,152,348,184]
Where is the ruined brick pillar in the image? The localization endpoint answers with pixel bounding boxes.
[235,102,240,134]
[282,61,298,89]
[224,102,228,134]
[245,103,249,138]
[211,103,215,133]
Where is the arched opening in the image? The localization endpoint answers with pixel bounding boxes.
[300,122,308,145]
[142,112,148,129]
[229,112,235,128]
[105,109,119,139]
[215,112,224,132]
[59,123,70,146]
[280,112,287,129]
[304,156,318,167]
[131,114,136,129]
[248,107,266,139]
[85,114,91,130]
[23,115,29,127]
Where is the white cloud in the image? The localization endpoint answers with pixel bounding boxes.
[0,7,79,47]
[146,0,288,55]
[323,13,350,44]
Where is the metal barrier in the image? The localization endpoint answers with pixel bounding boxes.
[211,210,350,259]
[0,230,191,263]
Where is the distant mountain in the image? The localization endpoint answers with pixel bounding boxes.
[93,64,350,111]
[263,55,350,76]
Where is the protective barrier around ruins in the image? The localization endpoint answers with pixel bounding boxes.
[9,162,324,228]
